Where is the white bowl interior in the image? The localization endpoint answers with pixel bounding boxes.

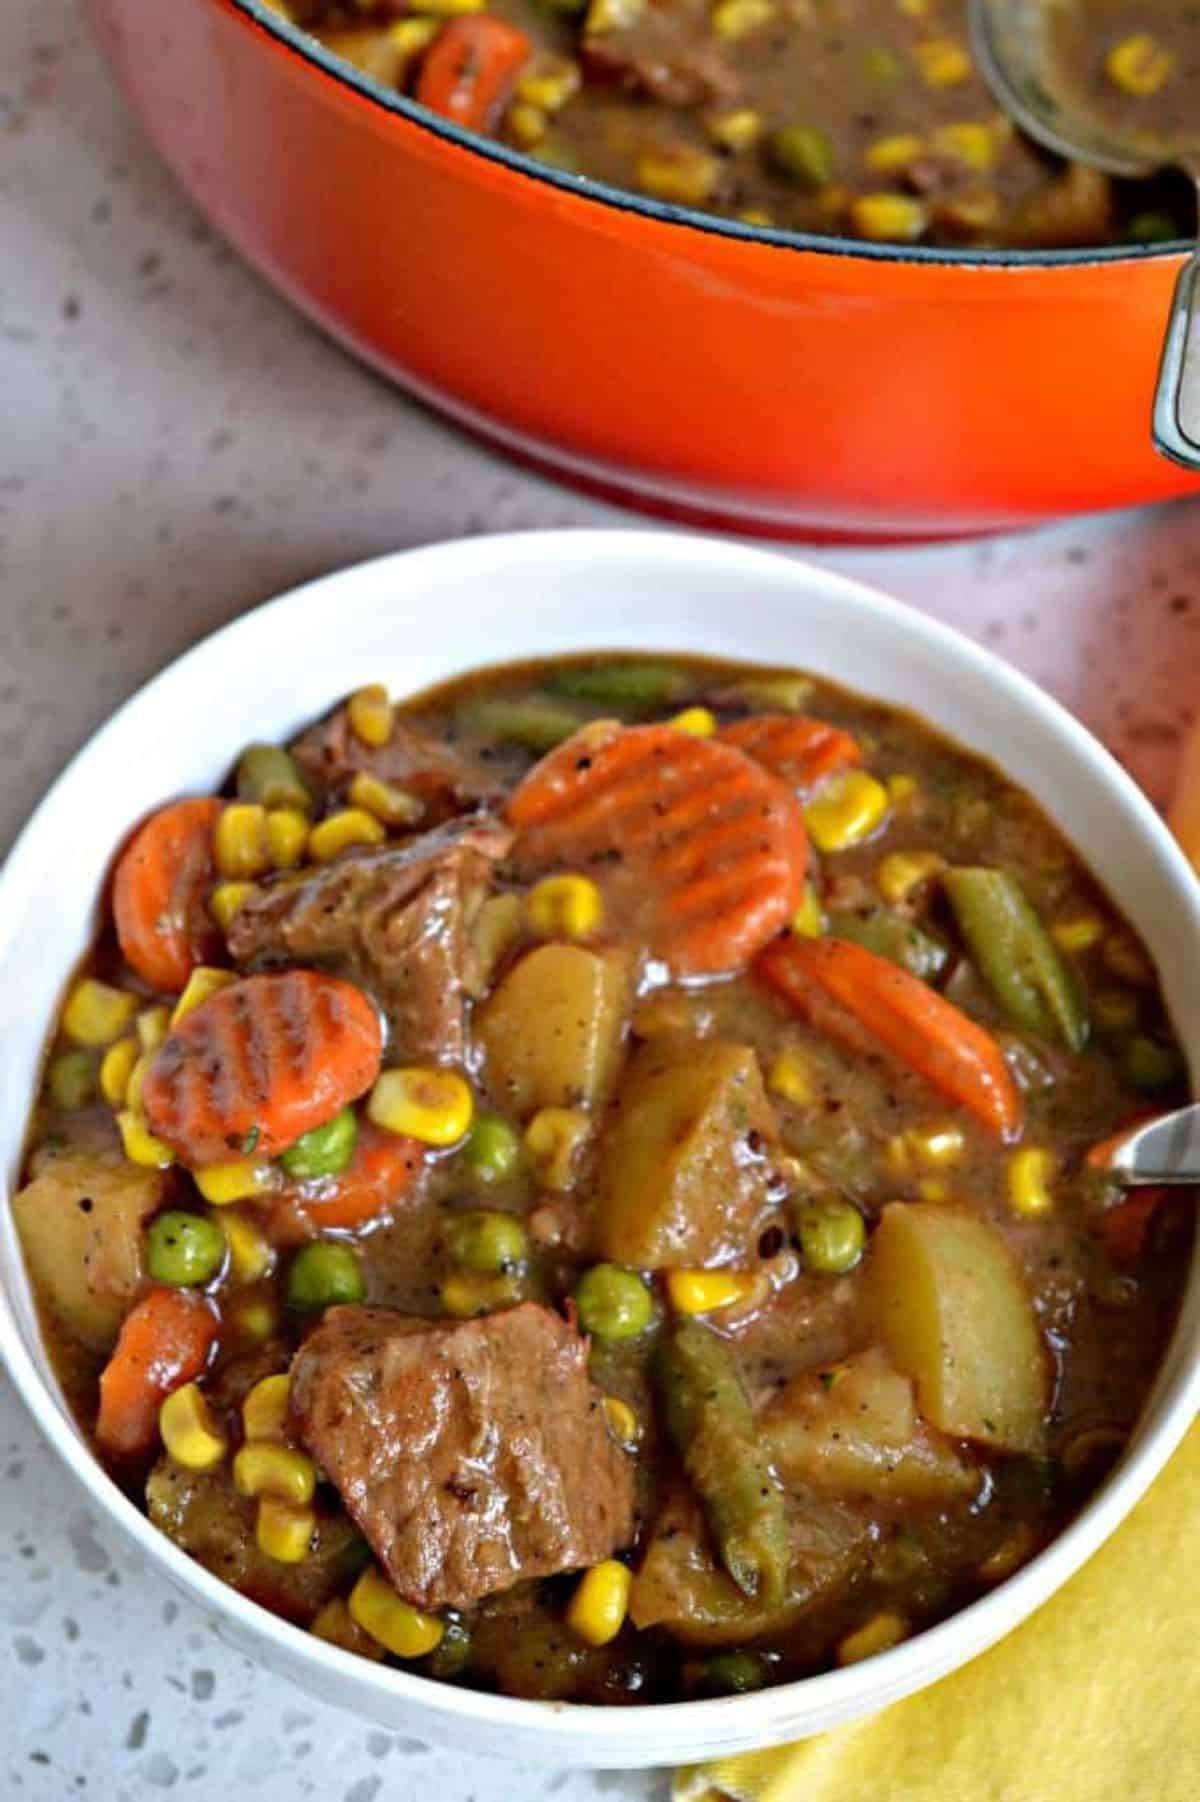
[1,529,1198,1765]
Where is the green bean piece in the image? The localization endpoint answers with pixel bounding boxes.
[656,1319,790,1604]
[828,909,948,983]
[456,697,584,753]
[1123,1035,1185,1094]
[542,662,689,711]
[703,1650,769,1694]
[793,1195,866,1275]
[461,1113,522,1183]
[727,673,814,713]
[573,1264,655,1341]
[145,1211,226,1287]
[286,1242,365,1311]
[768,126,836,189]
[279,1107,358,1181]
[48,1049,95,1111]
[444,1209,529,1275]
[942,866,1089,1050]
[235,742,313,813]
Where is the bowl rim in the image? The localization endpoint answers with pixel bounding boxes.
[1,527,1197,1759]
[225,0,1188,272]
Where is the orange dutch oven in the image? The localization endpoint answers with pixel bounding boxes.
[88,0,1200,537]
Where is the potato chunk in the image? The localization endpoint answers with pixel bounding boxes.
[595,1038,778,1268]
[12,1143,165,1350]
[476,944,631,1117]
[866,1203,1047,1453]
[762,1347,979,1502]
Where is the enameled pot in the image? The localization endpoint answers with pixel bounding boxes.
[86,0,1200,538]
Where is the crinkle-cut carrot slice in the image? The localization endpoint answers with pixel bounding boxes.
[112,798,223,993]
[718,715,862,794]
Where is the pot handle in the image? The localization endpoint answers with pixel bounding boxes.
[1153,244,1200,470]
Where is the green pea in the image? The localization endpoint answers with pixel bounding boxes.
[1124,1035,1184,1094]
[426,1613,473,1680]
[461,1113,522,1184]
[279,1108,358,1181]
[768,125,835,190]
[145,1210,226,1287]
[444,1209,529,1275]
[1126,211,1180,245]
[703,1650,768,1695]
[794,1196,866,1275]
[48,1049,95,1111]
[286,1242,366,1311]
[235,742,312,812]
[573,1264,655,1341]
[861,45,902,82]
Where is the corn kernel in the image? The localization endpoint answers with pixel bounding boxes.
[897,0,928,14]
[347,684,394,749]
[1106,32,1173,97]
[526,873,604,941]
[137,1005,171,1053]
[256,1494,315,1563]
[876,850,946,904]
[930,122,995,170]
[914,36,972,86]
[171,965,235,1026]
[585,0,644,31]
[125,1052,150,1115]
[979,1521,1037,1584]
[768,1048,815,1108]
[243,1372,292,1441]
[233,1441,316,1505]
[1007,1145,1055,1218]
[837,1610,908,1664]
[117,1109,174,1168]
[100,1038,139,1106]
[566,1560,631,1648]
[706,108,763,153]
[665,1269,759,1314]
[712,0,772,38]
[1092,988,1139,1033]
[210,881,261,933]
[668,706,717,737]
[935,188,1001,233]
[885,1123,966,1177]
[603,1396,640,1448]
[368,1067,474,1146]
[1050,912,1105,955]
[413,0,484,12]
[220,1210,275,1284]
[214,803,271,880]
[739,207,775,227]
[347,772,424,829]
[887,773,920,809]
[159,1382,227,1471]
[1102,930,1153,986]
[805,770,891,852]
[516,54,581,113]
[308,808,386,863]
[525,1107,591,1191]
[388,16,440,63]
[636,144,721,204]
[440,1270,521,1318]
[193,1159,279,1205]
[918,1178,948,1201]
[63,978,137,1047]
[350,1567,445,1657]
[791,881,825,937]
[849,193,930,242]
[265,809,309,870]
[230,1295,279,1343]
[864,132,925,173]
[507,103,548,149]
[310,1596,387,1660]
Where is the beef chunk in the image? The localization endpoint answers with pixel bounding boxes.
[227,814,511,1065]
[583,0,738,107]
[290,706,500,822]
[289,1303,636,1611]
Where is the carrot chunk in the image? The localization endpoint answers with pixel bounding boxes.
[290,1124,424,1231]
[96,1287,219,1459]
[416,17,531,133]
[112,798,223,993]
[1097,1187,1166,1263]
[508,722,809,977]
[718,715,862,793]
[142,971,383,1165]
[758,935,1022,1139]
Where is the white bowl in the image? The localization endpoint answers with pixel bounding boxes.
[1,530,1198,1767]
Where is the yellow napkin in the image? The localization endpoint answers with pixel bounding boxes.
[675,1421,1199,1802]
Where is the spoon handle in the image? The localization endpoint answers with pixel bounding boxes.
[1105,1104,1200,1186]
[1153,240,1200,470]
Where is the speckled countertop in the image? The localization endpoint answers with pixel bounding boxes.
[3,3,1200,1797]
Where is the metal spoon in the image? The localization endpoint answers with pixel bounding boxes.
[1098,1103,1200,1184]
[969,0,1200,468]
